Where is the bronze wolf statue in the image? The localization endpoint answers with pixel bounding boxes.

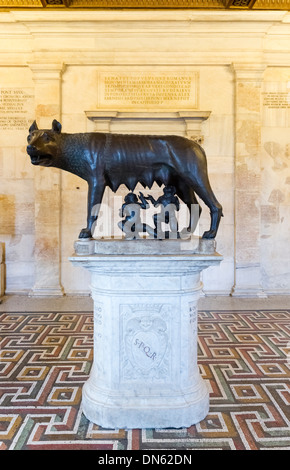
[27,119,223,239]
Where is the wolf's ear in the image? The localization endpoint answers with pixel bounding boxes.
[52,119,62,134]
[29,120,38,133]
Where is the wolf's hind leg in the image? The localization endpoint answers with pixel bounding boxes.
[202,204,223,239]
[185,175,223,239]
[175,184,201,233]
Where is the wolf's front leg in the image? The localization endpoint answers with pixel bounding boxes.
[79,180,105,239]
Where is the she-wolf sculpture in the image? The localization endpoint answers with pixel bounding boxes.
[26,119,223,240]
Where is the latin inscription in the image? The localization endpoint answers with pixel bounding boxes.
[189,304,197,325]
[263,92,290,109]
[0,88,34,130]
[188,301,197,378]
[134,337,157,361]
[94,302,105,378]
[98,72,199,109]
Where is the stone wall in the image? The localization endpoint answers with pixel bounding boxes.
[0,10,289,297]
[0,243,4,299]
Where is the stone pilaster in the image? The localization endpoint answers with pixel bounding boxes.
[231,63,267,298]
[0,243,4,301]
[28,63,65,297]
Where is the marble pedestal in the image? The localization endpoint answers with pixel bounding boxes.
[70,237,222,429]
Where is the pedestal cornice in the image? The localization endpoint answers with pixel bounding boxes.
[70,253,222,273]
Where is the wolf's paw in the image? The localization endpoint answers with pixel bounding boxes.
[202,229,216,239]
[78,228,92,239]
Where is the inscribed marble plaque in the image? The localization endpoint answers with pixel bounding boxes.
[263,92,290,109]
[98,72,199,110]
[262,82,290,127]
[0,88,34,130]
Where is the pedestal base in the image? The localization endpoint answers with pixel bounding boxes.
[82,375,209,429]
[70,237,222,429]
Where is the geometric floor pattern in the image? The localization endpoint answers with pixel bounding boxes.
[0,310,289,450]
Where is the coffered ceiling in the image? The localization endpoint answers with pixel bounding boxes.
[0,0,289,10]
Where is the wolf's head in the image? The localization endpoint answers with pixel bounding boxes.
[26,119,62,166]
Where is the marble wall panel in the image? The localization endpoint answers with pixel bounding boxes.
[61,260,91,295]
[62,66,100,118]
[202,260,235,296]
[202,115,235,158]
[5,261,34,294]
[260,68,290,294]
[199,66,234,116]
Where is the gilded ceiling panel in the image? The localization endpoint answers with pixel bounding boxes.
[0,0,289,10]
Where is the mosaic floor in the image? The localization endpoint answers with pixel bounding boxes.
[0,308,289,450]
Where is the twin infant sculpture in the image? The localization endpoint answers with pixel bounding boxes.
[26,119,223,240]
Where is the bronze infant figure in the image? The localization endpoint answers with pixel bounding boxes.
[27,119,223,240]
